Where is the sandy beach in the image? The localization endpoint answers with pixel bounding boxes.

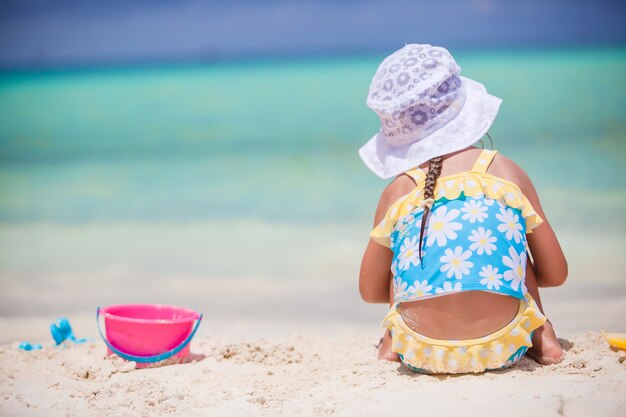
[1,284,625,417]
[1,326,625,417]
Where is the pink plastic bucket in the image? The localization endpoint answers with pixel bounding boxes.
[97,304,202,366]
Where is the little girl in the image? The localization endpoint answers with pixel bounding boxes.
[358,44,567,373]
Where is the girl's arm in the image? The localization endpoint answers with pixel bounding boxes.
[359,176,414,303]
[359,240,393,303]
[519,171,568,287]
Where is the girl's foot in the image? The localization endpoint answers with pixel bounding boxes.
[527,319,565,365]
[377,329,401,362]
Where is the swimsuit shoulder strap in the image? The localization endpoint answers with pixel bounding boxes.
[471,149,498,173]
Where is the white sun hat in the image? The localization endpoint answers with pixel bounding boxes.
[359,44,502,179]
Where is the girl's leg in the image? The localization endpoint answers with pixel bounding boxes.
[378,279,400,361]
[525,258,565,364]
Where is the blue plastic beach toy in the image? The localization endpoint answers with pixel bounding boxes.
[19,318,88,351]
[18,341,42,351]
[50,318,88,345]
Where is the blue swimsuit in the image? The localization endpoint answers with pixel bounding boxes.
[372,149,547,374]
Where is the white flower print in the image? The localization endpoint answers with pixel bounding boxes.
[397,236,421,270]
[435,281,462,294]
[403,349,416,360]
[393,276,408,294]
[479,265,504,290]
[394,292,412,302]
[439,246,474,279]
[388,205,398,221]
[461,199,488,223]
[407,280,433,297]
[390,233,396,248]
[468,227,498,255]
[504,192,520,205]
[496,207,523,243]
[502,246,527,291]
[404,213,416,225]
[426,206,462,247]
[492,342,504,355]
[483,196,495,206]
[390,259,398,277]
[392,338,404,351]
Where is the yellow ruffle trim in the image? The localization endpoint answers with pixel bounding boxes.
[370,172,544,248]
[382,294,547,374]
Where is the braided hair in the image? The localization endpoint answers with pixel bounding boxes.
[418,156,443,262]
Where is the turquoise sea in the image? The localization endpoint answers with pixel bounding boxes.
[1,47,625,226]
[0,47,625,319]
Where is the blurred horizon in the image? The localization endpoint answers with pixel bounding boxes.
[1,0,625,71]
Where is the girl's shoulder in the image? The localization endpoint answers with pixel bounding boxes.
[483,151,535,196]
[373,174,417,226]
[380,147,536,205]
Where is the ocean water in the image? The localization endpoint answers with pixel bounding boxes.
[1,47,624,226]
[0,47,625,317]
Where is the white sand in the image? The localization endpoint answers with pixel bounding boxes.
[1,327,625,417]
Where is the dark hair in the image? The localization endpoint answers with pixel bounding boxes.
[418,156,443,262]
